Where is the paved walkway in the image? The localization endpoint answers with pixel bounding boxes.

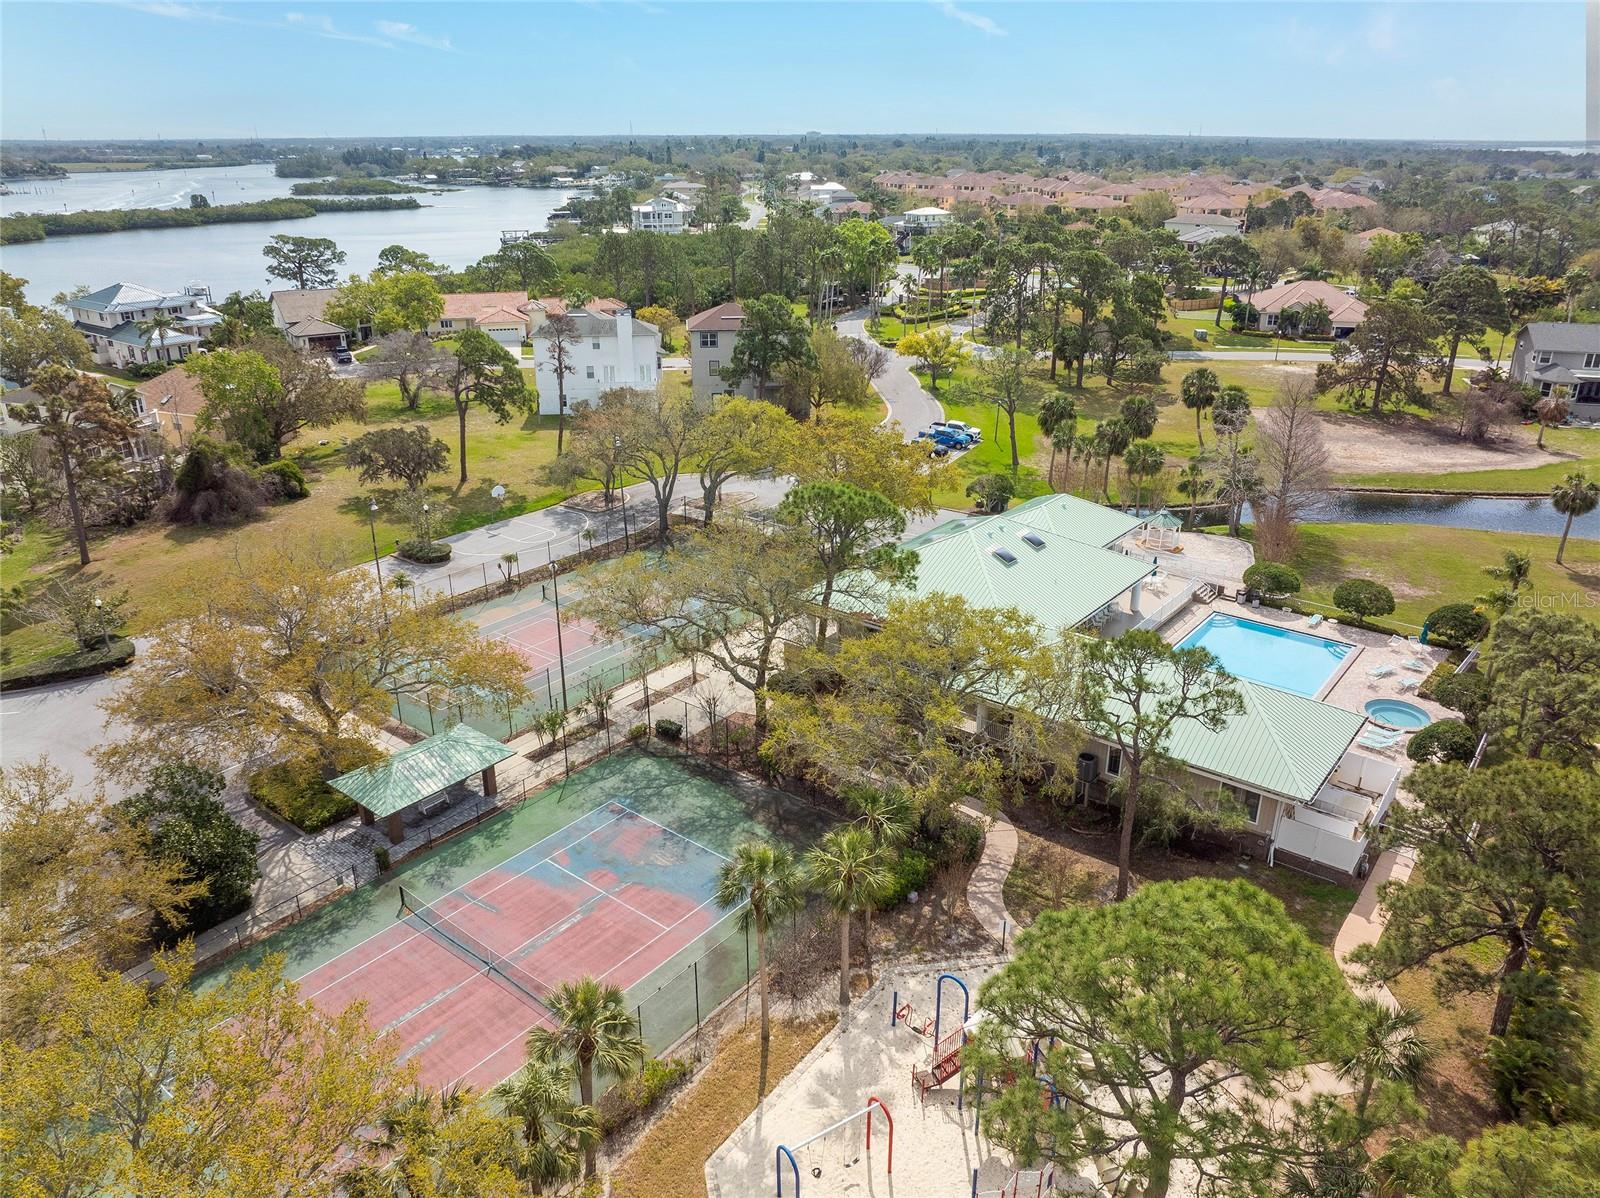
[956,803,1018,949]
[836,310,943,440]
[1332,849,1415,1010]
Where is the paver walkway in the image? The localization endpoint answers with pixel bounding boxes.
[1332,848,1415,1010]
[956,803,1018,949]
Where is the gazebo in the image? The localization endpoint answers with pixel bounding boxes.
[329,723,517,844]
[1138,509,1184,552]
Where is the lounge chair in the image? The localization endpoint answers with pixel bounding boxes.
[1306,613,1324,628]
[1386,635,1407,649]
[1357,728,1403,750]
[1396,678,1419,692]
[1401,657,1428,672]
[1369,663,1396,679]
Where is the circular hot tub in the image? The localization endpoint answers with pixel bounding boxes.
[1364,698,1431,730]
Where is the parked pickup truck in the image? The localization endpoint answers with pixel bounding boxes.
[916,427,976,450]
[930,420,982,443]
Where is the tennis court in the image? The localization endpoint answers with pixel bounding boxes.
[395,565,666,739]
[296,797,728,1090]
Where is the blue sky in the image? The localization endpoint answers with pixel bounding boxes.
[0,1,1585,143]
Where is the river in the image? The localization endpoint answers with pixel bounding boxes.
[1236,492,1597,539]
[0,163,579,304]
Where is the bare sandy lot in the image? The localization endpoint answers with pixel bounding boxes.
[1314,411,1570,475]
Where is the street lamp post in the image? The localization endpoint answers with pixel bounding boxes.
[93,595,108,649]
[367,500,389,627]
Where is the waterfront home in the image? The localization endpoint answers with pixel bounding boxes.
[532,307,660,415]
[65,283,222,368]
[1510,321,1600,419]
[270,288,359,351]
[629,196,690,234]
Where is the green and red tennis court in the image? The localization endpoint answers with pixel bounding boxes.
[205,751,832,1092]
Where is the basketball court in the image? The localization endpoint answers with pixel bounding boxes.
[294,796,728,1091]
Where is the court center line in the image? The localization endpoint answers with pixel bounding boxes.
[613,802,733,863]
[445,1013,548,1093]
[597,890,741,987]
[546,859,670,930]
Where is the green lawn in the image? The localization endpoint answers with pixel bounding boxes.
[1,377,568,667]
[1286,522,1600,627]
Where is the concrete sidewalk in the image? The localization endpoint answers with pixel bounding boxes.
[1332,849,1415,1010]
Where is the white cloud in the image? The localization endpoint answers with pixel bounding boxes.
[284,11,392,47]
[936,2,1006,38]
[374,20,456,52]
[115,3,395,48]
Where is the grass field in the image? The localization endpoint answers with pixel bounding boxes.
[0,371,566,666]
[1287,523,1600,626]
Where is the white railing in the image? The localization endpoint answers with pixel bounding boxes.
[1135,578,1201,631]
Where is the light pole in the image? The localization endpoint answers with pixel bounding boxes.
[93,595,107,649]
[367,500,390,627]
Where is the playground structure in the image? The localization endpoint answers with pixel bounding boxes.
[896,972,971,1105]
[774,1096,892,1197]
[973,1165,1057,1198]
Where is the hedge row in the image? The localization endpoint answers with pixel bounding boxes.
[0,637,135,691]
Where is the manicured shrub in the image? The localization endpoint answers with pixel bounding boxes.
[1243,562,1303,599]
[247,739,374,832]
[1424,602,1490,649]
[0,637,135,691]
[1332,578,1396,623]
[396,539,452,564]
[626,722,648,741]
[256,458,309,500]
[653,718,683,741]
[879,848,935,908]
[1406,719,1479,764]
[373,845,392,873]
[1431,671,1490,724]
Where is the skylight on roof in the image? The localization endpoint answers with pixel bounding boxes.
[1018,530,1046,549]
[990,546,1018,565]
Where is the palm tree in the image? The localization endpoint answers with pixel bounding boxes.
[1551,471,1600,565]
[526,977,645,1178]
[350,1085,519,1198]
[714,840,804,1092]
[1533,394,1570,448]
[1093,417,1132,503]
[1334,998,1433,1123]
[846,787,914,984]
[1180,366,1220,448]
[494,1058,601,1195]
[1037,394,1078,488]
[1483,548,1532,597]
[805,826,891,1008]
[1176,455,1215,528]
[1073,432,1096,496]
[136,310,179,362]
[1122,441,1165,514]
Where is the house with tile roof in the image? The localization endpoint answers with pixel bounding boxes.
[64,282,222,368]
[426,292,535,348]
[833,493,1399,880]
[1243,279,1369,338]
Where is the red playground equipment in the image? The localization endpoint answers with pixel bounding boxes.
[972,1164,1057,1198]
[895,972,970,1104]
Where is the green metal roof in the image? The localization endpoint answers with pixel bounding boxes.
[854,516,1155,633]
[1004,493,1146,548]
[1138,674,1365,803]
[329,723,516,818]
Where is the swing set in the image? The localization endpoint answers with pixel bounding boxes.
[774,1095,893,1197]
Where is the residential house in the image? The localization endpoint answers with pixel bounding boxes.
[823,200,875,224]
[428,292,535,348]
[833,493,1400,881]
[1510,322,1600,419]
[531,306,660,415]
[65,282,222,368]
[1243,279,1368,338]
[686,302,769,403]
[902,206,953,231]
[662,180,705,204]
[526,295,628,336]
[130,364,209,447]
[1352,226,1401,248]
[1177,192,1249,217]
[270,288,358,351]
[630,197,691,234]
[806,181,854,207]
[1165,213,1243,252]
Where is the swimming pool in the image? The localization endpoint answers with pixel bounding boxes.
[1364,698,1432,729]
[1177,614,1355,697]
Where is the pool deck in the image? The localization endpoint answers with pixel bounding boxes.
[1162,599,1454,756]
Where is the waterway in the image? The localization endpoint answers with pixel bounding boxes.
[0,163,578,304]
[1239,492,1597,539]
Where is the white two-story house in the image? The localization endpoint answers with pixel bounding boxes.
[630,197,691,235]
[65,282,222,368]
[1510,322,1600,420]
[532,307,661,415]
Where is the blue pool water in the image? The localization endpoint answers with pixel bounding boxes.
[1177,614,1355,697]
[1364,699,1432,729]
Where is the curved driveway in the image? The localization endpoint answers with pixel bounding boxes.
[836,311,944,441]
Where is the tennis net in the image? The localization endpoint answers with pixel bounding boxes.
[397,885,554,1015]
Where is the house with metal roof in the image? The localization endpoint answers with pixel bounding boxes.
[844,495,1397,880]
[1509,321,1600,420]
[64,282,222,369]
